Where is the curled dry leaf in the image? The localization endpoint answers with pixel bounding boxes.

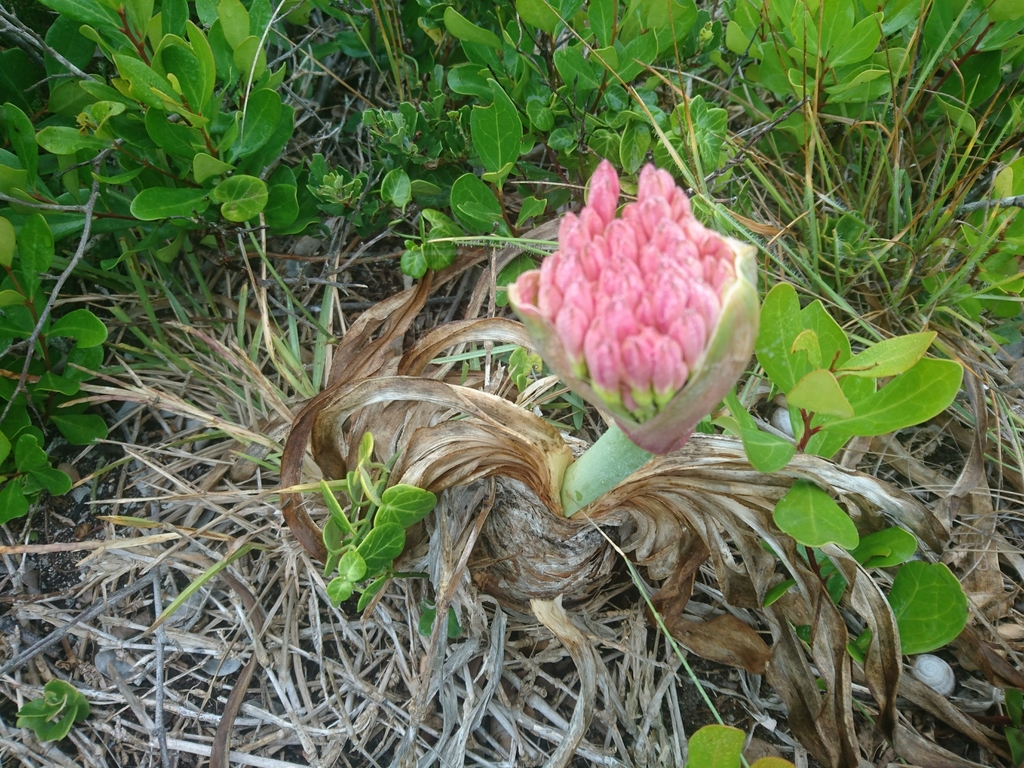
[278,243,977,768]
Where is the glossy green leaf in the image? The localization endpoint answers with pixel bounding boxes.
[375,485,437,529]
[33,372,79,396]
[687,724,746,768]
[130,187,209,220]
[0,216,14,267]
[888,561,968,655]
[35,126,109,155]
[450,172,504,233]
[837,332,937,378]
[0,290,22,306]
[0,430,9,464]
[790,329,821,368]
[356,522,405,574]
[14,433,47,472]
[589,0,616,46]
[16,679,90,741]
[218,0,250,48]
[724,392,796,473]
[471,80,522,187]
[356,574,387,611]
[443,6,502,48]
[819,358,963,437]
[235,88,281,158]
[48,309,108,348]
[4,103,38,185]
[29,465,73,495]
[193,152,235,183]
[516,0,559,32]
[233,36,267,88]
[801,299,850,367]
[401,247,427,278]
[554,46,601,92]
[829,14,882,68]
[525,99,554,131]
[616,31,657,81]
[381,168,412,209]
[337,550,367,582]
[773,480,859,549]
[755,283,806,392]
[0,479,28,524]
[787,369,854,417]
[113,54,180,109]
[18,214,53,295]
[619,118,651,174]
[211,175,268,222]
[849,527,918,569]
[39,0,121,27]
[265,183,298,229]
[517,197,547,229]
[326,577,354,606]
[50,413,108,444]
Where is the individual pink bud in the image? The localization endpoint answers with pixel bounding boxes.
[637,164,677,203]
[605,219,638,262]
[558,213,584,257]
[667,314,708,369]
[579,207,605,241]
[651,336,687,400]
[669,189,692,220]
[587,160,620,224]
[556,300,591,363]
[584,330,622,399]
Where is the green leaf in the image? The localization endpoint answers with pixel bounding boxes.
[193,152,235,183]
[516,195,547,228]
[820,358,963,437]
[516,0,559,33]
[888,562,968,655]
[443,6,502,48]
[787,369,854,418]
[233,36,267,88]
[235,88,281,158]
[39,0,121,27]
[724,391,796,473]
[0,430,9,464]
[14,433,47,472]
[687,724,746,768]
[113,54,180,109]
[0,215,14,267]
[217,0,250,48]
[33,372,80,396]
[381,168,412,209]
[589,0,616,46]
[35,126,109,156]
[16,680,89,741]
[145,107,202,158]
[18,214,53,295]
[211,175,268,222]
[48,309,108,348]
[375,485,437,529]
[829,14,882,68]
[849,527,917,569]
[337,550,367,582]
[356,574,387,611]
[0,289,22,306]
[801,299,850,367]
[265,183,298,229]
[326,577,354,605]
[130,187,209,220]
[29,466,73,495]
[401,247,427,278]
[837,332,937,379]
[450,173,505,234]
[471,80,522,187]
[0,479,28,524]
[50,413,108,444]
[5,103,38,186]
[525,100,554,132]
[554,46,601,92]
[790,329,821,369]
[355,522,405,574]
[773,481,859,549]
[616,31,657,81]
[619,117,651,174]
[755,282,806,392]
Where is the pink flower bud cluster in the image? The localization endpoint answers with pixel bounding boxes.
[524,160,736,416]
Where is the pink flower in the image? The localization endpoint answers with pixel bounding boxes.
[508,160,759,454]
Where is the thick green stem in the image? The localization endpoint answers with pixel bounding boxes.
[560,421,653,517]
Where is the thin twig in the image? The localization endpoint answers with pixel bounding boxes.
[956,195,1024,214]
[0,163,104,426]
[151,566,171,768]
[0,7,91,80]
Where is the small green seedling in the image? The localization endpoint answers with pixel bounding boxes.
[16,680,90,742]
[321,432,436,611]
